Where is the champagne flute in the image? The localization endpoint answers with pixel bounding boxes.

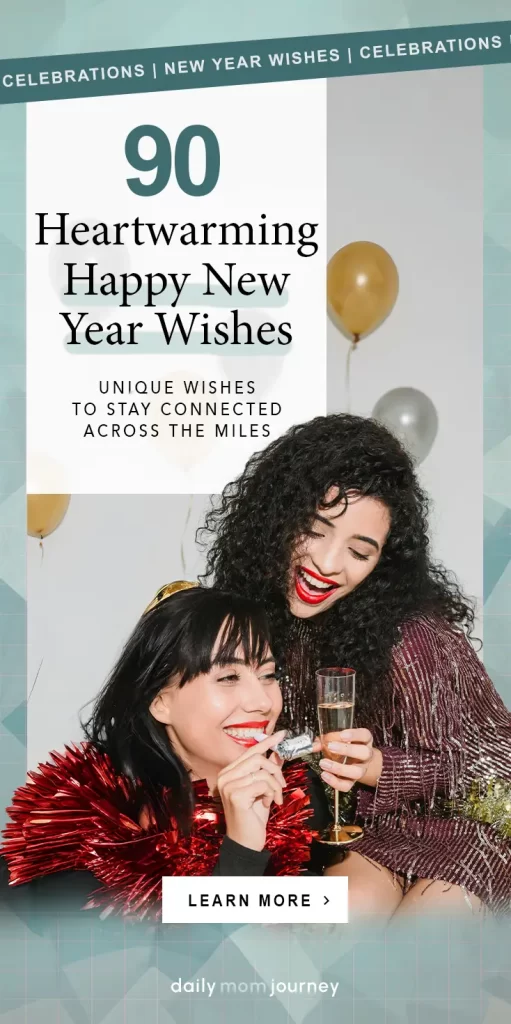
[316,666,364,846]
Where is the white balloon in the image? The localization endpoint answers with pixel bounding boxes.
[372,388,438,464]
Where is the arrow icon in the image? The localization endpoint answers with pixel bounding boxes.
[323,896,329,905]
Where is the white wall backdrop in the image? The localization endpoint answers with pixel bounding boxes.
[327,66,483,619]
[27,67,484,767]
[28,495,211,767]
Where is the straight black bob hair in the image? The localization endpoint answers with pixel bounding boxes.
[83,586,273,830]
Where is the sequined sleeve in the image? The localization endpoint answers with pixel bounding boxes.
[369,617,511,815]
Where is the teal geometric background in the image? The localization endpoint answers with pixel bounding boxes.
[0,2,510,1023]
[482,61,511,713]
[0,101,25,826]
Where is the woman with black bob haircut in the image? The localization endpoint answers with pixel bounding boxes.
[2,584,332,919]
[202,413,511,918]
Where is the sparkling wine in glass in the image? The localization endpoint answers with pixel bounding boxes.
[316,667,364,846]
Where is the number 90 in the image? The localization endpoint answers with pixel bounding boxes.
[125,124,220,197]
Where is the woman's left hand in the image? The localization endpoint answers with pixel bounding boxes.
[312,729,383,791]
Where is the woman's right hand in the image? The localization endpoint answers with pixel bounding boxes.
[216,730,287,852]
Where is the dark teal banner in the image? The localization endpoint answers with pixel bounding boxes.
[1,20,511,104]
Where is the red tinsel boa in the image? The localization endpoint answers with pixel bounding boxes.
[1,743,317,919]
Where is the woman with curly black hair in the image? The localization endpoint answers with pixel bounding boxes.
[202,413,511,919]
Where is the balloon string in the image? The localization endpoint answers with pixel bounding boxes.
[345,340,357,413]
[30,538,46,702]
[28,657,44,703]
[180,495,194,576]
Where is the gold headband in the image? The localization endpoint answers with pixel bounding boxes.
[143,580,199,616]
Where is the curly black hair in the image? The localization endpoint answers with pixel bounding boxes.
[200,414,475,732]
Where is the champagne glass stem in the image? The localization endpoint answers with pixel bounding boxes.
[334,788,340,829]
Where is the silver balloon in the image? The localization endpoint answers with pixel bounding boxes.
[371,388,438,464]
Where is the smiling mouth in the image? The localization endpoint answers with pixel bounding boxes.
[294,565,340,605]
[223,721,270,747]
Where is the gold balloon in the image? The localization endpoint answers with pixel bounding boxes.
[27,494,71,540]
[327,241,399,342]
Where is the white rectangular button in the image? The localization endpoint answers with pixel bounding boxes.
[162,877,348,924]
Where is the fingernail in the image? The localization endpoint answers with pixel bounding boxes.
[328,742,344,754]
[339,730,352,740]
[321,771,334,783]
[319,759,335,771]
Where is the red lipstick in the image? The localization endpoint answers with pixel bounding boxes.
[225,721,270,728]
[295,565,340,606]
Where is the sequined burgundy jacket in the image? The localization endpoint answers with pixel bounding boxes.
[352,617,511,912]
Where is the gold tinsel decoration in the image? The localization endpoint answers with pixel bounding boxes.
[451,778,511,839]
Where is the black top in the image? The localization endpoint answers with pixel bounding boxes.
[0,766,340,916]
[212,767,337,875]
